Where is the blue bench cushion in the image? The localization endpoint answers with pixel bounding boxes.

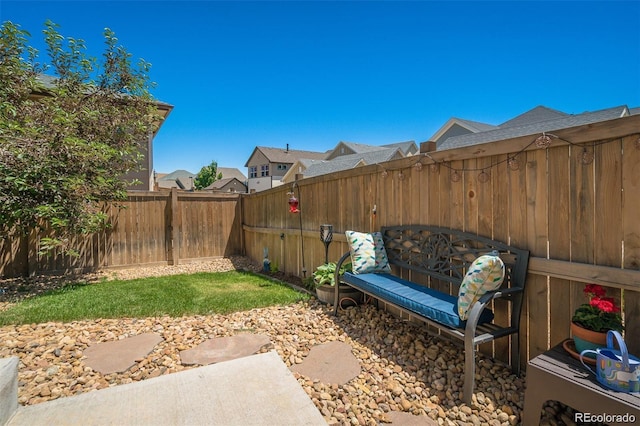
[342,272,494,329]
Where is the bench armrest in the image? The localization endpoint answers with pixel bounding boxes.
[332,252,352,315]
[334,252,351,285]
[465,287,524,335]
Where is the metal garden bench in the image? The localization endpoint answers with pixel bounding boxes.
[333,225,530,404]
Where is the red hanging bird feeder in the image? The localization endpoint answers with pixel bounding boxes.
[288,192,299,213]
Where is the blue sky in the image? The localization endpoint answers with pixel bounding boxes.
[2,1,639,176]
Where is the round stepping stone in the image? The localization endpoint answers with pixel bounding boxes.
[387,411,438,425]
[179,334,272,365]
[83,333,163,374]
[290,340,360,385]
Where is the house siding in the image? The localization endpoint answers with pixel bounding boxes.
[246,150,271,193]
[325,142,357,160]
[122,135,153,191]
[435,124,474,147]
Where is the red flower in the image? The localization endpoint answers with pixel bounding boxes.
[591,297,619,313]
[573,284,623,332]
[584,284,606,298]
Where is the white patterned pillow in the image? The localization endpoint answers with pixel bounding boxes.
[346,231,391,274]
[457,253,505,320]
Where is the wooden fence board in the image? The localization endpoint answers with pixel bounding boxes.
[491,155,511,360]
[526,148,550,359]
[622,135,640,355]
[427,163,440,228]
[449,160,465,235]
[477,156,494,239]
[407,160,422,226]
[548,146,571,347]
[594,139,624,345]
[463,158,479,235]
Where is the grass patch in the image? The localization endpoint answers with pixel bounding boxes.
[0,271,309,325]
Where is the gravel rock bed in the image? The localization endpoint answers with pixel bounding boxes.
[0,258,573,425]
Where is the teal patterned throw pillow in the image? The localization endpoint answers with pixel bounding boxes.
[457,253,505,320]
[346,231,391,274]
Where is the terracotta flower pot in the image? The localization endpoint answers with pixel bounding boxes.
[571,321,607,358]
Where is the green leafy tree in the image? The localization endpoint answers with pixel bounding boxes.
[0,20,162,253]
[194,160,223,190]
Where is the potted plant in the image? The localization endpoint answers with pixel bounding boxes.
[571,284,623,355]
[312,261,362,306]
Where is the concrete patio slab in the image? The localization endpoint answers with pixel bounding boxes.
[7,351,325,426]
[180,333,272,365]
[290,340,360,385]
[0,357,18,426]
[83,333,164,374]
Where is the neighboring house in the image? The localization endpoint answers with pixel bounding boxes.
[430,105,634,151]
[281,140,418,183]
[155,169,195,191]
[244,145,328,192]
[203,177,247,193]
[34,75,173,191]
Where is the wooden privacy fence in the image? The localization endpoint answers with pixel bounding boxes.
[0,189,243,277]
[1,114,639,367]
[242,114,640,363]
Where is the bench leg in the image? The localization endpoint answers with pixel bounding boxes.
[511,334,521,376]
[463,335,475,405]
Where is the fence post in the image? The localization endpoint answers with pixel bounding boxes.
[167,188,180,265]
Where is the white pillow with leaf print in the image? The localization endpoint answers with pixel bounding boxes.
[457,253,505,320]
[346,231,391,274]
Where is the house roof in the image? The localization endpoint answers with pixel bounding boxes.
[428,118,498,142]
[34,74,174,128]
[303,147,402,177]
[337,141,389,154]
[218,167,246,181]
[156,169,195,190]
[158,169,195,181]
[381,141,418,155]
[437,105,631,151]
[326,140,417,161]
[498,105,568,128]
[204,177,246,190]
[334,140,416,155]
[244,146,328,167]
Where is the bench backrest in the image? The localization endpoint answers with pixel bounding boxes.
[381,225,529,292]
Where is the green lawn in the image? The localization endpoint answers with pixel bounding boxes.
[0,271,309,325]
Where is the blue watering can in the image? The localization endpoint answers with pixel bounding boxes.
[580,330,640,393]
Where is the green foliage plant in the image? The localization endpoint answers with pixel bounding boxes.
[572,284,623,332]
[0,20,162,253]
[312,261,352,288]
[194,160,223,190]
